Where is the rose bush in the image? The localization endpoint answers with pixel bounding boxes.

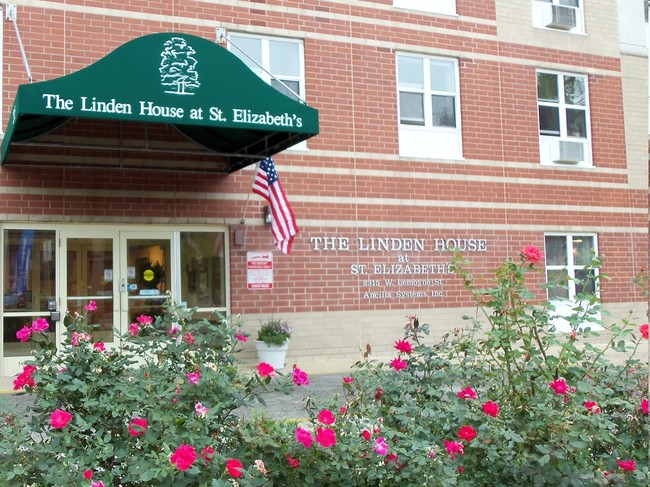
[0,247,647,486]
[0,298,296,486]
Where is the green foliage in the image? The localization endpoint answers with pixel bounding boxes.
[1,249,647,486]
[0,297,294,486]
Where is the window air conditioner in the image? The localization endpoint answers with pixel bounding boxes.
[554,140,584,164]
[546,5,577,30]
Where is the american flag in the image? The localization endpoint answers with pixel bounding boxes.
[252,157,299,254]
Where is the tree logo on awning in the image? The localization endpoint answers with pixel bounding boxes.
[159,37,201,95]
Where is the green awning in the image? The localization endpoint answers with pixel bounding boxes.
[1,33,319,172]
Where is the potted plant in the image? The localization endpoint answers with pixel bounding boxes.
[254,318,292,369]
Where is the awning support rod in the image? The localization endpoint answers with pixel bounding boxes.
[5,5,32,82]
[218,29,306,105]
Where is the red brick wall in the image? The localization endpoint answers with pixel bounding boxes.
[0,0,646,324]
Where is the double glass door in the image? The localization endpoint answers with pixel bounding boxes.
[2,225,227,376]
[2,229,173,373]
[64,231,172,348]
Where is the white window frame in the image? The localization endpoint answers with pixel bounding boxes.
[532,0,585,34]
[397,54,462,159]
[544,234,601,331]
[537,70,592,167]
[228,32,307,151]
[394,0,456,16]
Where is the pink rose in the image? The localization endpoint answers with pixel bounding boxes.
[50,409,73,429]
[640,323,649,340]
[457,387,477,400]
[390,357,407,371]
[226,458,244,478]
[170,444,197,471]
[186,372,201,385]
[93,342,106,352]
[343,376,354,384]
[317,409,336,425]
[394,339,413,354]
[91,482,105,487]
[257,362,275,377]
[315,427,337,447]
[444,440,464,460]
[136,314,153,325]
[13,365,37,390]
[522,245,543,264]
[236,330,248,342]
[183,332,196,345]
[584,401,601,414]
[83,469,93,480]
[31,318,49,333]
[16,325,32,343]
[195,402,209,417]
[641,398,648,416]
[84,300,97,311]
[362,430,372,441]
[373,437,388,455]
[295,427,313,448]
[549,378,570,395]
[128,417,148,437]
[129,323,140,336]
[292,366,310,386]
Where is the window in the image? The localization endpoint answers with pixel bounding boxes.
[532,0,585,34]
[228,33,306,150]
[537,71,591,166]
[397,54,462,159]
[394,0,456,16]
[228,33,304,103]
[545,234,600,331]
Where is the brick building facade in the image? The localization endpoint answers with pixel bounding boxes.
[0,0,647,376]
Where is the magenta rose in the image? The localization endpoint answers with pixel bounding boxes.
[128,417,148,437]
[170,444,197,471]
[50,409,73,429]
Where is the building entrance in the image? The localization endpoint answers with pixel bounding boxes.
[2,225,227,377]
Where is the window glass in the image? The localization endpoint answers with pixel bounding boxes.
[229,35,262,75]
[431,95,456,127]
[537,73,558,102]
[180,232,226,309]
[398,57,424,89]
[3,229,56,357]
[429,60,455,92]
[545,235,567,265]
[400,92,425,125]
[271,79,300,102]
[572,236,594,266]
[563,76,585,106]
[566,109,586,137]
[269,40,300,77]
[538,106,560,136]
[559,0,579,7]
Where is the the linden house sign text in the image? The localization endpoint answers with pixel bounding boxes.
[310,236,488,300]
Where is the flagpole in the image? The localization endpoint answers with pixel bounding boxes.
[240,159,263,225]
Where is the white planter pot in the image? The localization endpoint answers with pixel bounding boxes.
[254,340,289,370]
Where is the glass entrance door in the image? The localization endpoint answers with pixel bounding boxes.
[65,236,115,345]
[120,233,172,327]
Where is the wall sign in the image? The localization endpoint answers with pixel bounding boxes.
[311,235,489,301]
[247,251,273,289]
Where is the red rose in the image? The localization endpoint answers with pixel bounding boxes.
[226,458,244,478]
[128,417,148,437]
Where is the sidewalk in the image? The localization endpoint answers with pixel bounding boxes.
[0,373,347,420]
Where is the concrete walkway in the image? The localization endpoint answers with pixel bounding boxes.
[0,373,348,420]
